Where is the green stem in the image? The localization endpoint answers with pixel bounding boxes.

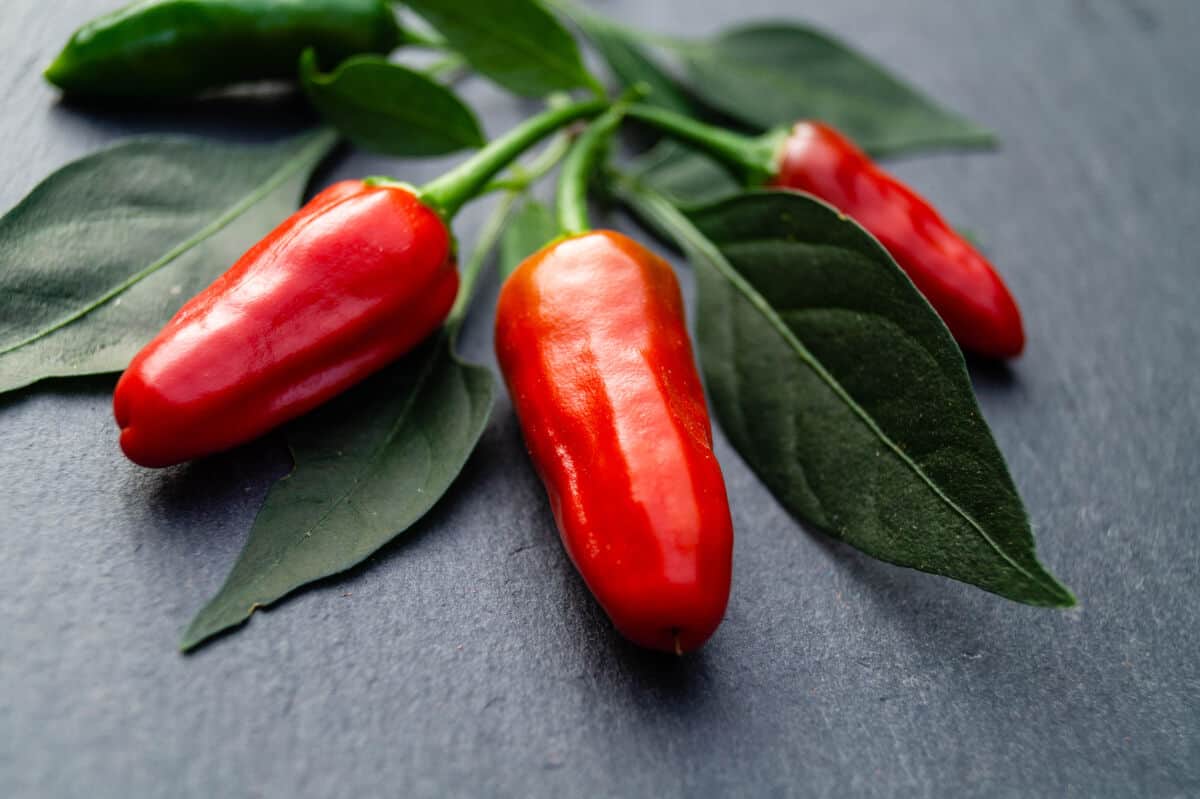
[624,104,782,183]
[482,127,576,194]
[608,169,716,262]
[556,106,627,235]
[420,98,608,220]
[444,102,580,333]
[478,92,576,193]
[422,54,467,81]
[399,28,450,50]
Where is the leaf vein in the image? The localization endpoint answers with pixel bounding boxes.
[639,188,1051,590]
[0,130,337,358]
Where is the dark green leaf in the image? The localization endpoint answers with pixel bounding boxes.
[629,140,740,207]
[613,143,741,250]
[676,24,995,156]
[0,129,337,394]
[568,11,695,115]
[181,331,494,650]
[299,49,484,156]
[405,0,600,97]
[618,183,1072,606]
[498,198,556,280]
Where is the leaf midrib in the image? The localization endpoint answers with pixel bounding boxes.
[634,187,1057,596]
[183,343,447,646]
[683,36,985,140]
[0,130,337,358]
[310,69,480,149]
[182,342,493,650]
[260,339,447,574]
[413,4,586,87]
[752,280,1045,585]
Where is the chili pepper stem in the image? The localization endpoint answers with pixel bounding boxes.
[422,54,467,81]
[444,95,583,334]
[398,27,450,50]
[556,105,629,236]
[624,103,783,185]
[420,98,608,221]
[480,117,578,195]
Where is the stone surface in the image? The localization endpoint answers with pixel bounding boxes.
[1,1,1198,796]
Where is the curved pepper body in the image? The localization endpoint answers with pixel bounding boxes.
[495,231,733,653]
[772,122,1025,358]
[114,180,456,468]
[45,0,400,99]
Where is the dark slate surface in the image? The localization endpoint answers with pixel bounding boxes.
[2,1,1198,796]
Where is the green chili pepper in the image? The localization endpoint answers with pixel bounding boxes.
[44,0,402,99]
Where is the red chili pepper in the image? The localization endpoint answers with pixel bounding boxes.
[623,105,1026,359]
[495,230,733,654]
[114,98,608,468]
[770,122,1025,358]
[114,180,456,468]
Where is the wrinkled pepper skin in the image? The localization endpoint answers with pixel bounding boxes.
[45,0,400,99]
[495,231,733,653]
[772,122,1025,358]
[114,180,456,468]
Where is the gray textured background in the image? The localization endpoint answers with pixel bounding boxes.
[2,1,1198,796]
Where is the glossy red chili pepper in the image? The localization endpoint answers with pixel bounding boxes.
[495,230,733,654]
[771,122,1025,358]
[114,179,456,468]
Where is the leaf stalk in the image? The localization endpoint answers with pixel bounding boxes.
[421,98,609,219]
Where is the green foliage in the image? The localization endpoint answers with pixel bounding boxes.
[616,182,1073,607]
[0,130,336,394]
[300,49,484,156]
[3,0,1065,654]
[182,332,494,650]
[566,9,695,116]
[499,198,557,280]
[406,0,601,96]
[628,140,741,208]
[676,24,996,156]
